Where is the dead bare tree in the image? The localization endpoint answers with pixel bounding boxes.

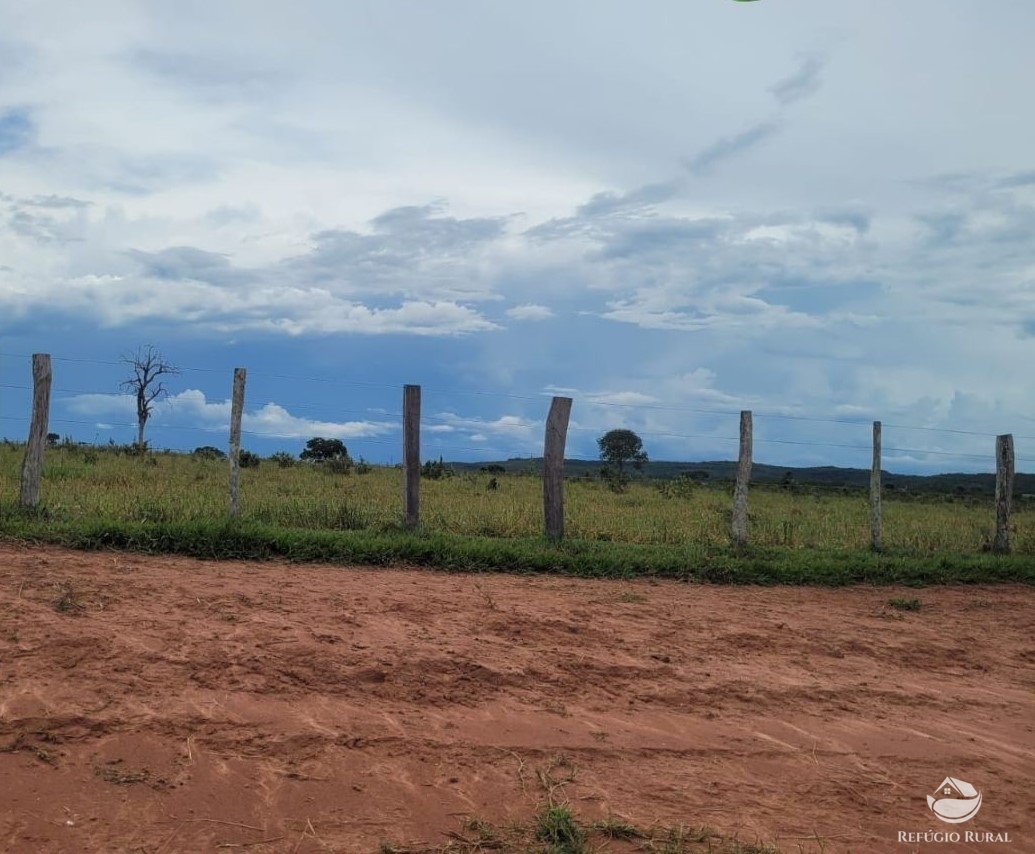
[120,345,179,450]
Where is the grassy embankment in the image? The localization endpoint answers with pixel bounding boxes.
[1,443,1033,585]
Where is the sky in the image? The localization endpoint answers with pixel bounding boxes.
[1,0,1034,473]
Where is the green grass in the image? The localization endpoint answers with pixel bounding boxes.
[375,808,824,853]
[2,442,1034,584]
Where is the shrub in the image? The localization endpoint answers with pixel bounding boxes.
[269,451,295,468]
[239,450,261,469]
[322,458,352,475]
[421,457,454,480]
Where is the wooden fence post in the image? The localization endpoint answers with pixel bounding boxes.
[993,433,1014,554]
[870,420,882,551]
[19,353,52,508]
[403,385,421,530]
[228,367,246,518]
[731,410,752,546]
[543,396,573,540]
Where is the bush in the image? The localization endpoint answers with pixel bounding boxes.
[322,458,352,475]
[600,466,629,493]
[193,445,226,460]
[239,450,261,469]
[421,457,454,480]
[269,451,295,468]
[354,457,372,475]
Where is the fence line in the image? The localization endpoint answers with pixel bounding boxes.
[3,410,1029,466]
[3,350,1033,441]
[4,353,1029,545]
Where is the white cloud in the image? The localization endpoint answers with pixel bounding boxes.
[505,303,553,321]
[4,2,1035,472]
[64,390,396,440]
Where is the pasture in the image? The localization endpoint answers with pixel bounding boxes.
[2,442,1035,559]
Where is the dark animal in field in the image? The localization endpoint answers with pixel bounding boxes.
[486,477,499,492]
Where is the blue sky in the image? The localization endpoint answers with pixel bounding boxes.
[2,1,1034,473]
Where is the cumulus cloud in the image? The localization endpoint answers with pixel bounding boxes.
[505,304,553,321]
[3,3,1035,471]
[65,390,396,440]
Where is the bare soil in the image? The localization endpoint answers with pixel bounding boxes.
[0,544,1032,853]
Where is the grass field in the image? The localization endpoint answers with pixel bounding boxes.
[2,441,1034,585]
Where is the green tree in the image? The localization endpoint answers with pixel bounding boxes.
[300,437,350,463]
[597,429,648,473]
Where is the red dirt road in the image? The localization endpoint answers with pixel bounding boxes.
[0,544,1032,853]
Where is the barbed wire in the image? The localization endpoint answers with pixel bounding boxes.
[2,413,1030,466]
[3,350,1030,440]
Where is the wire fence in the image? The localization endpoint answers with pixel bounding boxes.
[2,351,1029,552]
[2,350,1031,469]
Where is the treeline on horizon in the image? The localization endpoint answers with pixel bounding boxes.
[2,437,1030,498]
[454,457,1035,497]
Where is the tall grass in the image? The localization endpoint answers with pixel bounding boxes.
[1,442,1030,554]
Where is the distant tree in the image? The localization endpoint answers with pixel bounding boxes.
[120,345,179,450]
[46,432,60,448]
[597,429,648,474]
[239,449,261,468]
[193,445,226,460]
[300,437,350,463]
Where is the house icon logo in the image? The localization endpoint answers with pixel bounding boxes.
[927,777,982,823]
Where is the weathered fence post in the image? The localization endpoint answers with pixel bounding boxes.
[403,385,421,530]
[870,420,882,551]
[543,396,573,540]
[19,353,52,508]
[228,367,247,518]
[993,433,1014,554]
[731,410,752,546]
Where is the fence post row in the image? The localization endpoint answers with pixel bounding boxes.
[403,384,421,530]
[19,353,52,508]
[870,420,882,552]
[993,433,1014,554]
[9,354,1024,556]
[731,410,753,546]
[543,396,573,540]
[228,367,247,518]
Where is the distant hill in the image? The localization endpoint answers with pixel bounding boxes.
[447,457,1035,496]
